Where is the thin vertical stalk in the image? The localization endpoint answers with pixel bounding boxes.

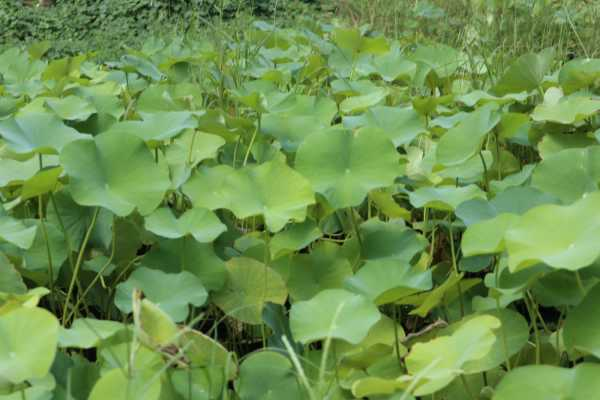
[62,207,100,325]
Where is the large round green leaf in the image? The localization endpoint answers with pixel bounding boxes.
[504,191,600,271]
[531,146,600,204]
[144,207,226,242]
[142,237,226,291]
[213,257,287,324]
[60,131,171,216]
[236,351,305,400]
[295,127,400,209]
[405,315,500,396]
[494,363,600,400]
[285,241,353,301]
[58,318,124,349]
[0,112,89,155]
[436,104,499,166]
[289,289,381,344]
[115,267,208,322]
[0,307,59,383]
[104,111,197,142]
[261,94,337,151]
[531,96,600,125]
[88,369,161,400]
[345,259,432,305]
[492,48,555,95]
[409,184,486,211]
[343,106,426,147]
[183,160,314,232]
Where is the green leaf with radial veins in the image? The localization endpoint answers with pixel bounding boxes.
[236,351,306,400]
[559,58,600,94]
[345,259,432,305]
[409,184,487,211]
[0,112,89,155]
[261,94,337,151]
[493,363,600,400]
[60,131,171,216]
[0,306,59,384]
[531,96,600,124]
[0,157,40,187]
[142,237,226,292]
[531,146,600,204]
[504,191,600,272]
[290,289,381,344]
[182,160,314,232]
[343,105,426,147]
[45,95,96,121]
[89,369,161,400]
[115,267,207,322]
[104,111,197,142]
[405,315,500,396]
[436,103,499,166]
[461,213,519,256]
[360,219,428,261]
[295,127,400,209]
[493,48,555,95]
[213,257,287,325]
[285,241,353,301]
[0,215,37,249]
[144,207,226,242]
[58,318,124,349]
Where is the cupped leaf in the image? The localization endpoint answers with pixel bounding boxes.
[409,184,486,211]
[436,104,499,166]
[269,219,322,260]
[345,259,432,305]
[284,241,353,301]
[559,58,600,94]
[295,127,400,209]
[88,368,161,400]
[405,315,500,396]
[142,237,226,291]
[235,351,305,400]
[0,112,89,155]
[144,207,226,242]
[461,213,519,256]
[45,95,96,121]
[531,146,600,204]
[105,111,197,142]
[261,95,336,151]
[0,215,37,249]
[531,96,600,124]
[59,318,124,349]
[504,191,600,271]
[360,219,428,262]
[213,257,287,324]
[343,106,426,147]
[493,48,555,95]
[60,131,171,216]
[115,267,208,322]
[183,160,314,232]
[494,363,600,400]
[0,307,59,383]
[290,288,381,344]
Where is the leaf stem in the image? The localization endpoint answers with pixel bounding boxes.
[62,207,100,325]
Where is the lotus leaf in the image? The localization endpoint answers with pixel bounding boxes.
[295,127,400,209]
[60,131,171,216]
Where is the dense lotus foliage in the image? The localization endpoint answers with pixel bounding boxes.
[3,20,600,399]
